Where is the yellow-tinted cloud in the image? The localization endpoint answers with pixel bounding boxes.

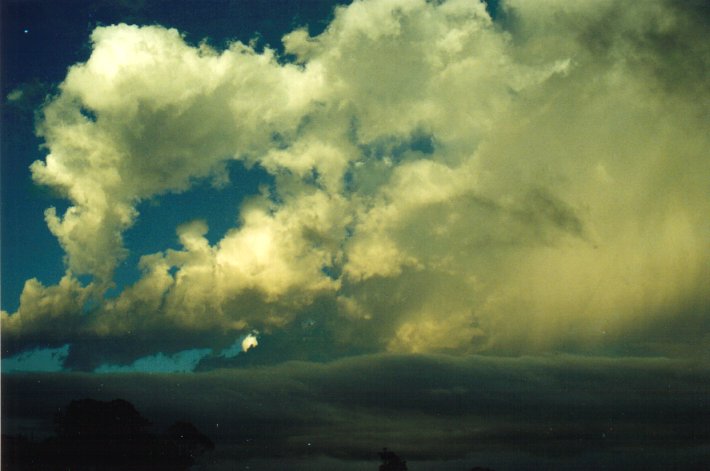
[4,0,708,362]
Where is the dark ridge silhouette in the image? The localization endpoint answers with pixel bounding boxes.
[379,447,408,471]
[2,398,213,471]
[375,449,496,471]
[54,398,151,439]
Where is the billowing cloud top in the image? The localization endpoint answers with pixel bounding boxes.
[3,0,709,369]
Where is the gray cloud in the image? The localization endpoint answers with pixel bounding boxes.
[3,354,709,469]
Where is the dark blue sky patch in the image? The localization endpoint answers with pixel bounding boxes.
[78,106,98,122]
[482,0,502,21]
[111,160,272,296]
[342,129,436,196]
[1,100,66,312]
[359,129,436,162]
[321,264,341,281]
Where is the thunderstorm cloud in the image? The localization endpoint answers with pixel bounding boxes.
[2,0,709,370]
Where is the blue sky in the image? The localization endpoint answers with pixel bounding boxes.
[2,0,709,468]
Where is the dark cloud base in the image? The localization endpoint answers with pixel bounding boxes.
[4,353,709,470]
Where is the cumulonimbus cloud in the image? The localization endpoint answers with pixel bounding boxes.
[3,0,709,366]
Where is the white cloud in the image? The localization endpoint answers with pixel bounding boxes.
[30,24,324,283]
[217,333,258,358]
[4,0,709,362]
[2,274,93,343]
[241,333,259,353]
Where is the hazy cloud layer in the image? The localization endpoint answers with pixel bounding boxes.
[3,0,709,366]
[3,354,709,469]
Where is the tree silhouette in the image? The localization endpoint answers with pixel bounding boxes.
[54,398,151,439]
[3,398,213,471]
[379,447,407,471]
[162,420,215,466]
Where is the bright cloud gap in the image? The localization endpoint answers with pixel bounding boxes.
[3,333,259,374]
[1,344,70,373]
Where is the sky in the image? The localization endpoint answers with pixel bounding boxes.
[2,0,709,469]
